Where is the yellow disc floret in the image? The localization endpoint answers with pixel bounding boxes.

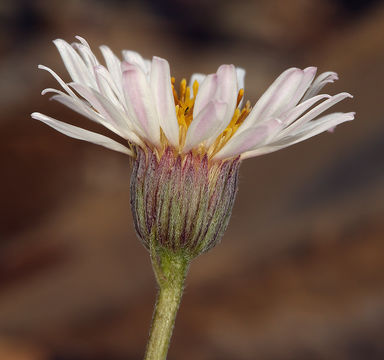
[171,77,251,157]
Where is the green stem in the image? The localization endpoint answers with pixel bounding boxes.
[144,249,190,360]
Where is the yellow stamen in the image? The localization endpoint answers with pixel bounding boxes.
[170,79,251,157]
[179,79,187,102]
[192,80,199,98]
[236,89,244,107]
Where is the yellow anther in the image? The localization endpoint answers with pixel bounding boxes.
[180,79,187,102]
[185,86,191,103]
[169,78,250,157]
[236,89,244,107]
[192,80,199,98]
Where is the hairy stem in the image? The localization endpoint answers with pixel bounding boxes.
[144,249,190,360]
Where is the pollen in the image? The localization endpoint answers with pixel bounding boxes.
[171,77,251,156]
[171,77,199,148]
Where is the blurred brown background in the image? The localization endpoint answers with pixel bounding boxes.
[1,0,384,359]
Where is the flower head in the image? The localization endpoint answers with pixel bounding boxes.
[32,36,354,162]
[32,36,354,256]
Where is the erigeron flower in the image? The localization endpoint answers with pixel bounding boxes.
[32,36,354,256]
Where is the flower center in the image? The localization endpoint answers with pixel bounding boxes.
[171,77,251,156]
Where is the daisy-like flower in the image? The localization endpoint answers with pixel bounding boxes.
[32,36,354,360]
[32,36,354,162]
[32,36,354,256]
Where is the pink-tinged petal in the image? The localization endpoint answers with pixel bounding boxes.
[203,64,238,146]
[242,68,303,130]
[257,69,304,118]
[150,56,179,147]
[213,64,238,127]
[280,94,331,126]
[122,64,161,146]
[122,50,150,75]
[285,66,317,109]
[184,100,227,152]
[31,112,133,155]
[278,92,353,137]
[214,118,283,160]
[302,71,339,100]
[193,73,218,117]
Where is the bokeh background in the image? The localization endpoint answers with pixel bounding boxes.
[1,0,384,359]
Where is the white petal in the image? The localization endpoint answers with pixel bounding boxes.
[236,67,246,90]
[50,93,101,122]
[93,65,121,107]
[183,100,227,152]
[240,146,282,159]
[38,64,77,97]
[53,39,96,88]
[284,66,317,109]
[242,68,303,131]
[280,94,331,126]
[42,87,119,134]
[288,112,355,138]
[41,85,124,137]
[99,45,123,93]
[214,118,282,160]
[150,56,179,147]
[278,92,353,137]
[70,82,140,140]
[302,71,338,101]
[94,65,126,106]
[242,112,354,159]
[236,67,246,107]
[31,112,133,155]
[53,93,144,147]
[71,42,99,71]
[122,63,161,146]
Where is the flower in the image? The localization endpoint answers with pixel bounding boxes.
[32,36,354,162]
[32,36,354,256]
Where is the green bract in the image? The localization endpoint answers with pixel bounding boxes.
[130,147,240,258]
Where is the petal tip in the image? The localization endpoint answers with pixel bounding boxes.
[152,55,166,63]
[31,112,42,120]
[305,66,317,73]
